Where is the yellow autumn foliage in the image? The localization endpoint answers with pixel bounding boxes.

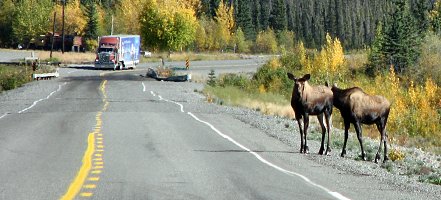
[301,33,346,83]
[54,0,87,35]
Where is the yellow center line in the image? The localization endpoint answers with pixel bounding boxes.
[60,78,109,200]
[59,132,95,200]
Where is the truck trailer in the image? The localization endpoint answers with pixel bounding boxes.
[94,35,140,70]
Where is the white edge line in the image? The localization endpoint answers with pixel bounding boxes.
[186,112,350,200]
[18,82,66,114]
[142,82,146,92]
[157,94,184,113]
[0,113,9,119]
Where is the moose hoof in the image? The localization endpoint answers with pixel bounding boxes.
[340,150,347,157]
[325,149,331,156]
[304,146,310,154]
[318,148,324,155]
[383,156,390,163]
[360,155,367,161]
[374,154,381,163]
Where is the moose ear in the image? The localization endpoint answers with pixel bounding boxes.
[287,73,296,80]
[303,74,311,81]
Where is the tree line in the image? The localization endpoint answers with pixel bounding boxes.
[0,0,439,54]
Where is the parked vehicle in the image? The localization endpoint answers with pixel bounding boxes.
[27,32,84,52]
[94,35,140,70]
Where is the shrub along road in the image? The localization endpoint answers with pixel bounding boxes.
[0,64,439,199]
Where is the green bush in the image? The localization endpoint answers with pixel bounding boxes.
[218,73,250,89]
[1,76,18,90]
[0,65,32,92]
[252,58,292,99]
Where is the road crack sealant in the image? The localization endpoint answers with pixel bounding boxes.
[61,78,108,200]
[144,82,350,200]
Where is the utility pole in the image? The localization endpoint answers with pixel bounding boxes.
[111,15,114,35]
[51,12,56,59]
[62,0,65,54]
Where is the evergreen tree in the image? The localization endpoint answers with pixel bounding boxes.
[84,2,99,40]
[235,0,255,40]
[269,0,288,31]
[313,1,325,48]
[252,0,261,32]
[412,0,429,34]
[260,1,270,30]
[367,23,387,76]
[383,0,421,73]
[335,0,345,40]
[286,3,294,31]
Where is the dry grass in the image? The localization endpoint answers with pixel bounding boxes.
[146,52,242,62]
[243,100,294,118]
[37,51,95,64]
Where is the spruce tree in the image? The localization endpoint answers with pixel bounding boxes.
[382,0,421,73]
[236,0,255,40]
[252,0,261,32]
[260,1,270,30]
[84,2,99,40]
[269,0,288,31]
[412,0,429,35]
[367,23,387,76]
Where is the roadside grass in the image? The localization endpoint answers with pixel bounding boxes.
[203,86,293,118]
[142,52,242,62]
[32,50,95,64]
[0,65,32,92]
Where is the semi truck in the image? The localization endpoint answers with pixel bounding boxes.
[94,35,140,70]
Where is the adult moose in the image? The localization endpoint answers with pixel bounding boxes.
[331,85,391,163]
[287,73,333,155]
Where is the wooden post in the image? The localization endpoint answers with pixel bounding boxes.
[50,12,56,59]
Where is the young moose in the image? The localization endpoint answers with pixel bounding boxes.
[331,85,391,163]
[287,73,333,155]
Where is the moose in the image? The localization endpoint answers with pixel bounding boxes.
[287,73,333,155]
[331,85,391,163]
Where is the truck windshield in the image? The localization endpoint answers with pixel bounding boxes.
[98,47,114,53]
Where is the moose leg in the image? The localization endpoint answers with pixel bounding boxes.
[376,120,389,163]
[374,122,383,163]
[296,118,305,153]
[354,121,366,161]
[341,120,350,157]
[324,112,332,155]
[303,114,310,154]
[383,132,389,162]
[317,114,326,155]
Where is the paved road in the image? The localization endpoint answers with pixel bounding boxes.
[0,60,437,200]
